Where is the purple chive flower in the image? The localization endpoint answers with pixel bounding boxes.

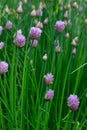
[67,94,80,111]
[30,40,38,48]
[0,61,8,74]
[14,29,26,47]
[5,20,12,30]
[45,89,54,101]
[0,26,3,35]
[44,73,54,85]
[30,27,42,40]
[55,21,65,33]
[0,42,4,50]
[36,9,42,16]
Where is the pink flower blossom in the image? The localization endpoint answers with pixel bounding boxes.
[36,9,42,16]
[55,21,65,33]
[45,89,54,101]
[30,27,42,40]
[30,40,38,48]
[5,21,12,30]
[14,30,26,47]
[0,42,4,50]
[0,61,8,74]
[67,94,80,111]
[44,73,54,85]
[0,26,3,35]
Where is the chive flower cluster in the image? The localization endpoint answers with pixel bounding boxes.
[13,29,26,47]
[67,94,80,111]
[44,73,54,101]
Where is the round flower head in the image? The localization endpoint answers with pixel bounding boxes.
[36,9,42,16]
[30,40,38,48]
[67,94,80,111]
[15,34,25,47]
[14,30,26,47]
[6,21,12,29]
[45,89,54,101]
[5,20,12,30]
[0,42,4,50]
[0,61,8,74]
[0,26,3,35]
[30,27,42,40]
[55,21,65,33]
[44,73,54,85]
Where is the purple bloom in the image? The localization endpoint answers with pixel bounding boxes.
[30,27,42,40]
[0,42,4,50]
[44,73,54,85]
[15,34,25,47]
[36,9,42,16]
[14,30,26,47]
[0,26,3,35]
[30,40,38,47]
[67,94,80,111]
[5,20,12,30]
[45,89,54,101]
[55,21,65,33]
[0,61,8,74]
